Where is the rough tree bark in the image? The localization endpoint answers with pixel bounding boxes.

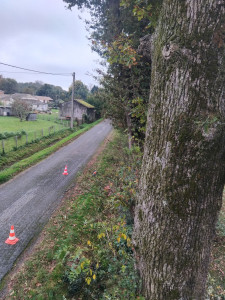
[133,1,225,299]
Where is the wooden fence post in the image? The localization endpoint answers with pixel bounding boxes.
[15,136,18,148]
[2,139,5,153]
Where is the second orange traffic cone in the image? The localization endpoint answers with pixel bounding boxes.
[62,165,68,175]
[5,225,19,245]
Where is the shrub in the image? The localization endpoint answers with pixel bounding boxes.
[0,133,6,140]
[0,130,27,140]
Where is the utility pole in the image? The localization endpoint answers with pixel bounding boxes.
[70,72,75,129]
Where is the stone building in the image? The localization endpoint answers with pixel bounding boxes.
[0,94,14,115]
[0,93,51,115]
[59,99,95,124]
[0,106,12,116]
[12,94,49,112]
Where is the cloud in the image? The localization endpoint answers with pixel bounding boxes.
[0,0,101,90]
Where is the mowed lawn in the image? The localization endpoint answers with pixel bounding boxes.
[0,115,67,153]
[37,109,61,122]
[0,115,62,134]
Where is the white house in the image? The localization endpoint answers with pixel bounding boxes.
[0,93,52,115]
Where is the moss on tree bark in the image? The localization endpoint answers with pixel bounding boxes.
[133,0,225,299]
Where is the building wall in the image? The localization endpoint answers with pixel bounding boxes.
[32,103,48,112]
[0,107,12,116]
[59,101,88,121]
[26,113,37,121]
[12,95,49,112]
[87,108,95,122]
[74,102,88,120]
[0,94,49,114]
[0,96,14,106]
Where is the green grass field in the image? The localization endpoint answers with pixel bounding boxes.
[0,115,69,153]
[37,109,63,123]
[0,129,224,298]
[0,115,63,133]
[0,120,102,183]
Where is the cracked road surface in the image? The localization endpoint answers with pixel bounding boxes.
[0,120,112,282]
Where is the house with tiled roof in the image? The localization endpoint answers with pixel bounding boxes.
[12,94,49,112]
[0,93,50,115]
[59,99,95,124]
[0,94,14,116]
[35,96,53,103]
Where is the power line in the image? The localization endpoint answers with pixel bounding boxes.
[0,70,44,75]
[0,62,72,76]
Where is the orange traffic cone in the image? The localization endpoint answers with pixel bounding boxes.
[5,225,19,245]
[62,165,68,175]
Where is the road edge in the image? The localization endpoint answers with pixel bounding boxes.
[0,129,114,299]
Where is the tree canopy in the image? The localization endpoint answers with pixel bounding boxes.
[0,77,18,94]
[11,99,31,121]
[36,83,68,102]
[68,80,89,100]
[63,0,162,145]
[63,0,225,298]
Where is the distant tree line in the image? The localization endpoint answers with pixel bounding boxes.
[0,75,104,118]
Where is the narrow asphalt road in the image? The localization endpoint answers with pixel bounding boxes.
[0,120,112,282]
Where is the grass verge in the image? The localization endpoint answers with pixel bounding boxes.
[2,130,144,300]
[0,129,72,170]
[0,115,63,132]
[1,129,224,299]
[0,119,102,184]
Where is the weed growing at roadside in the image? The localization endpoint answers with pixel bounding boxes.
[3,129,225,299]
[0,120,102,184]
[5,131,144,299]
[60,133,143,299]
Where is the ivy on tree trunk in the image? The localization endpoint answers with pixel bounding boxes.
[133,0,225,299]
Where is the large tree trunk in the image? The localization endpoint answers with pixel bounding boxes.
[133,1,225,299]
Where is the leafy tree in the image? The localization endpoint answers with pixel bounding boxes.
[90,85,98,94]
[36,83,68,105]
[0,77,68,107]
[63,0,158,146]
[68,80,89,100]
[17,80,44,95]
[64,0,225,298]
[23,87,35,95]
[0,77,18,94]
[11,99,31,121]
[36,84,54,97]
[86,87,105,119]
[133,0,225,299]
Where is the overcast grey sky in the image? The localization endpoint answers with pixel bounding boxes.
[0,0,101,90]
